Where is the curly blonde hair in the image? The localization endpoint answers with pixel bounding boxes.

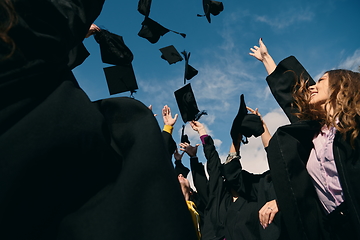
[0,0,17,59]
[293,69,360,146]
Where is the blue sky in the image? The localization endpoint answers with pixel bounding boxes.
[73,0,360,174]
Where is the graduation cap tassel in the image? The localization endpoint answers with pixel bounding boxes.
[170,30,186,39]
[194,110,207,121]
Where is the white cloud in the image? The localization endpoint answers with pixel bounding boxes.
[254,8,314,29]
[338,49,360,71]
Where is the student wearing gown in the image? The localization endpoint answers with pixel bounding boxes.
[0,1,197,239]
[186,119,283,240]
[250,38,360,240]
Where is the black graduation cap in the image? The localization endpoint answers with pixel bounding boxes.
[181,125,190,144]
[103,65,138,95]
[94,29,133,66]
[160,45,183,64]
[174,83,207,123]
[198,0,224,23]
[230,94,264,145]
[138,0,152,17]
[181,50,198,84]
[138,17,186,44]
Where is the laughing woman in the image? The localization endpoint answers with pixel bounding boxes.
[250,39,360,240]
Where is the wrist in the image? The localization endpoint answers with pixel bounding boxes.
[163,125,173,134]
[198,129,207,136]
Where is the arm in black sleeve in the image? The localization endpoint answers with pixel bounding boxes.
[266,56,315,123]
[190,156,208,206]
[174,160,190,177]
[203,135,224,196]
[161,131,177,160]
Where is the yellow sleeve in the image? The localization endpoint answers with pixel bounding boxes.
[162,125,173,134]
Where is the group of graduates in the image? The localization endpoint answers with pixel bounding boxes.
[2,0,360,240]
[160,101,284,240]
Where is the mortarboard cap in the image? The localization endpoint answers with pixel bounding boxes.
[230,94,264,144]
[241,115,264,138]
[185,65,198,81]
[94,29,133,66]
[103,65,138,95]
[160,45,183,64]
[138,0,152,17]
[138,17,186,44]
[198,0,224,23]
[209,1,224,16]
[174,83,207,123]
[181,50,198,84]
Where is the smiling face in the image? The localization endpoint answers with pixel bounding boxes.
[308,73,330,108]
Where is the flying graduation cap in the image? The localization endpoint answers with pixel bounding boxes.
[138,0,152,17]
[94,29,138,96]
[174,83,207,123]
[94,29,134,66]
[181,50,198,84]
[198,0,224,23]
[160,45,183,64]
[138,17,186,44]
[103,65,138,95]
[230,94,264,145]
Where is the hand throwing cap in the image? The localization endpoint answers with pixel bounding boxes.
[103,65,138,95]
[160,45,183,64]
[94,29,133,66]
[174,83,206,123]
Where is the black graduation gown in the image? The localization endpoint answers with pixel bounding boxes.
[199,135,232,240]
[265,56,360,240]
[0,1,197,239]
[220,160,283,240]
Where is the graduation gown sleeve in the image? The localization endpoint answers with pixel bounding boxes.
[266,56,315,123]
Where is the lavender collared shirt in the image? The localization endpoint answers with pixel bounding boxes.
[306,125,344,214]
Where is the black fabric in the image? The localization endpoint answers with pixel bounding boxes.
[94,29,133,66]
[0,1,198,239]
[67,43,90,70]
[190,157,209,211]
[160,45,183,64]
[174,83,201,123]
[231,94,264,144]
[265,56,315,124]
[181,50,198,83]
[162,130,177,160]
[200,0,224,23]
[265,56,360,240]
[103,64,138,95]
[138,0,152,17]
[60,98,198,240]
[220,160,283,240]
[138,17,170,44]
[241,114,264,138]
[200,136,230,240]
[200,136,283,240]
